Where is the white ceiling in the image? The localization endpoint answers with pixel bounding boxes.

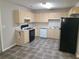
[5,0,79,10]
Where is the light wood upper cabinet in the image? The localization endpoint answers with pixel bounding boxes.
[69,7,79,15]
[34,12,68,22]
[13,10,20,24]
[34,13,48,22]
[13,9,34,24]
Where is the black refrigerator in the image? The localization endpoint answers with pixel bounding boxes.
[59,17,79,54]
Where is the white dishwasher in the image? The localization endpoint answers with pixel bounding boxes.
[40,28,48,38]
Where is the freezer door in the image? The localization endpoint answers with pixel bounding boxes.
[59,18,79,54]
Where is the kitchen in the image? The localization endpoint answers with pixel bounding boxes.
[14,10,64,45]
[0,0,79,59]
[14,6,79,57]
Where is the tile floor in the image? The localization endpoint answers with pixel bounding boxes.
[0,37,76,59]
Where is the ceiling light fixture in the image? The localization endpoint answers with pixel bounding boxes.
[40,2,53,9]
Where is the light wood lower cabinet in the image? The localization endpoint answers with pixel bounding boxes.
[16,30,29,45]
[35,26,40,36]
[48,28,60,39]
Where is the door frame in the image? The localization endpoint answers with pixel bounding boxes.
[0,9,3,52]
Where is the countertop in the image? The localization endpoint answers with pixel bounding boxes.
[15,27,35,31]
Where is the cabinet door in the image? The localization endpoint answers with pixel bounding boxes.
[19,10,26,23]
[69,7,79,15]
[35,26,40,36]
[16,31,25,45]
[16,31,29,45]
[13,10,19,24]
[13,10,25,24]
[48,28,53,38]
[52,29,60,39]
[24,31,29,43]
[48,28,60,39]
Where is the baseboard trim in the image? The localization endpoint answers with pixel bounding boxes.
[2,43,16,52]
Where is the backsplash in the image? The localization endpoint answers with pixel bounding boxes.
[48,20,61,29]
[30,22,49,28]
[29,21,61,29]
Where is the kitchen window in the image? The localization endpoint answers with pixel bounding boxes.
[48,19,61,29]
